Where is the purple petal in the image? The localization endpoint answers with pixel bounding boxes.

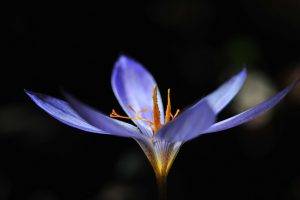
[205,69,247,114]
[62,92,144,139]
[204,81,298,133]
[111,55,164,136]
[26,90,141,138]
[156,99,216,142]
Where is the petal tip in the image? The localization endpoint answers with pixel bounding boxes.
[239,68,247,78]
[25,90,48,102]
[24,89,37,99]
[118,54,130,61]
[115,54,132,68]
[242,67,247,74]
[24,89,30,95]
[24,89,31,94]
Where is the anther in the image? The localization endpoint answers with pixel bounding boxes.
[110,109,131,119]
[110,109,153,125]
[172,109,180,119]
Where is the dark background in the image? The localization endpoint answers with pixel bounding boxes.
[1,0,300,199]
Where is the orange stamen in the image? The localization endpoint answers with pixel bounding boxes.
[110,109,132,119]
[110,109,153,125]
[172,109,180,119]
[152,86,161,133]
[165,88,172,123]
[110,87,180,134]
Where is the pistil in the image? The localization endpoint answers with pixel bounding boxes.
[165,89,172,123]
[152,86,162,133]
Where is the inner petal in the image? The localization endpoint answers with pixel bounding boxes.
[111,55,164,136]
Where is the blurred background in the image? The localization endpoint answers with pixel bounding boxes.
[2,0,300,199]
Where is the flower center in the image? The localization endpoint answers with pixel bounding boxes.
[110,86,180,133]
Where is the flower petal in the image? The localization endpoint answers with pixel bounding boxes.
[204,81,298,133]
[111,55,164,136]
[62,92,144,138]
[156,99,216,142]
[25,90,141,138]
[25,90,102,133]
[205,69,247,114]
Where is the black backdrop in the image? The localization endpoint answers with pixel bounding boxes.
[1,0,300,199]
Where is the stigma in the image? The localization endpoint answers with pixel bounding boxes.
[110,86,180,134]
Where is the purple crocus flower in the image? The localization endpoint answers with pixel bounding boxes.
[25,55,297,199]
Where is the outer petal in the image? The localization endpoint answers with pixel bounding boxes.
[62,92,144,139]
[205,69,247,114]
[204,81,298,133]
[156,99,216,142]
[111,55,164,136]
[26,91,141,138]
